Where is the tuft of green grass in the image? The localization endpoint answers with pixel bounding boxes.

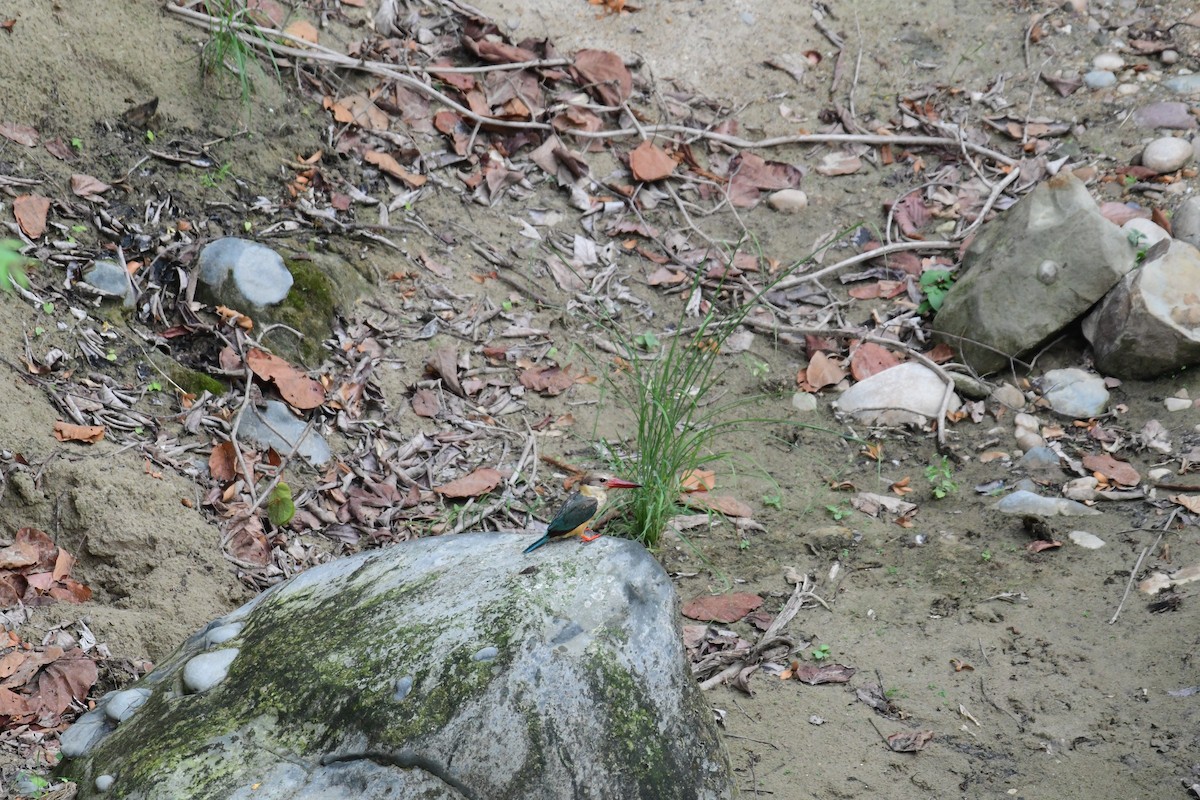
[596,274,773,549]
[924,455,958,499]
[199,0,280,107]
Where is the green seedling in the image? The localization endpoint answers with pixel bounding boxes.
[267,481,295,526]
[917,269,954,314]
[924,455,958,499]
[201,162,233,187]
[981,549,992,562]
[634,331,660,350]
[762,490,782,510]
[744,355,770,379]
[810,644,831,661]
[70,137,83,150]
[825,503,850,521]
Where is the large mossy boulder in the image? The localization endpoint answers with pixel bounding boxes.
[57,534,732,800]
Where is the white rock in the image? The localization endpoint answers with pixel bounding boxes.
[791,391,818,412]
[1039,368,1109,418]
[1161,49,1179,65]
[1063,477,1099,501]
[1142,136,1195,174]
[767,189,809,213]
[1016,431,1045,452]
[1116,83,1138,96]
[990,383,1026,409]
[833,362,961,426]
[1093,53,1125,71]
[182,648,239,694]
[994,490,1101,517]
[1121,217,1170,248]
[1068,530,1106,549]
[1165,396,1193,412]
[1083,70,1117,89]
[1147,467,1174,481]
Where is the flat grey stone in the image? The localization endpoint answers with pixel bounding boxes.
[1038,368,1109,418]
[833,362,961,426]
[198,238,293,308]
[239,400,331,466]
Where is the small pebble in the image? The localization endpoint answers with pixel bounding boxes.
[1093,53,1125,71]
[1115,83,1138,96]
[1068,531,1106,549]
[791,391,817,412]
[95,775,115,792]
[1160,50,1179,65]
[1142,136,1195,174]
[1147,467,1174,481]
[1165,397,1193,412]
[1083,70,1117,89]
[1174,196,1200,249]
[768,189,809,213]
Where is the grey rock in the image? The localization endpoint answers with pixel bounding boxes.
[933,171,1136,374]
[57,534,731,800]
[1083,70,1117,89]
[82,260,134,307]
[990,382,1027,410]
[198,238,293,308]
[1164,74,1200,95]
[833,362,961,426]
[1132,102,1196,130]
[1141,136,1195,174]
[1068,530,1106,549]
[1083,239,1200,379]
[1019,446,1061,470]
[1038,368,1109,417]
[1174,196,1200,250]
[995,489,1101,516]
[239,400,331,466]
[1092,53,1124,71]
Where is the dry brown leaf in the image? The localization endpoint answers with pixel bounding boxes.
[572,49,632,106]
[13,194,50,239]
[683,493,753,518]
[70,173,112,200]
[646,267,686,286]
[680,469,716,493]
[0,121,38,147]
[411,388,440,418]
[806,351,847,390]
[815,152,862,176]
[1170,495,1200,514]
[1081,453,1140,487]
[364,149,427,188]
[323,93,388,130]
[794,663,857,685]
[283,19,318,42]
[680,592,763,623]
[629,140,676,182]
[52,421,104,444]
[246,348,326,410]
[519,365,577,396]
[850,342,902,381]
[209,441,239,482]
[885,729,934,752]
[435,467,504,499]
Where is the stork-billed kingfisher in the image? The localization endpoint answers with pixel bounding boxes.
[522,476,641,554]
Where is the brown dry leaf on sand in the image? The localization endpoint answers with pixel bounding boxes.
[52,421,105,444]
[629,140,676,182]
[70,173,112,201]
[435,467,504,499]
[363,149,427,188]
[0,121,38,146]
[885,729,935,753]
[13,194,50,238]
[571,49,632,106]
[792,663,856,685]
[246,348,326,410]
[208,441,239,482]
[681,592,763,624]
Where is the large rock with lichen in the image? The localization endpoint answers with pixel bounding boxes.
[932,171,1136,375]
[56,533,731,800]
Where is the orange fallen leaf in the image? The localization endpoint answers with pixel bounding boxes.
[683,493,753,518]
[364,149,427,188]
[13,194,50,239]
[323,93,388,130]
[246,348,326,410]
[629,140,676,182]
[850,342,902,381]
[70,173,112,201]
[681,469,716,493]
[209,441,239,482]
[52,421,104,444]
[434,467,504,499]
[283,19,318,42]
[806,351,847,390]
[681,592,762,623]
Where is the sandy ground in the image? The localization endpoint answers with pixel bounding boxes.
[2,0,1200,797]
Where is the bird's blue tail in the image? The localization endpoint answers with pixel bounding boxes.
[523,535,550,554]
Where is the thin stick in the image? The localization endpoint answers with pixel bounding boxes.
[1109,528,1166,624]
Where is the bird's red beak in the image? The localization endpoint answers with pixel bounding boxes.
[603,478,641,489]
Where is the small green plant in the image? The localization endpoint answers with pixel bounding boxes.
[267,481,295,526]
[981,549,992,562]
[924,455,958,499]
[200,0,281,107]
[810,644,831,661]
[762,490,782,510]
[0,239,31,293]
[825,503,850,521]
[634,331,660,350]
[1127,229,1150,264]
[147,380,164,392]
[737,538,750,551]
[201,162,233,187]
[744,355,770,379]
[917,269,954,314]
[145,130,156,143]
